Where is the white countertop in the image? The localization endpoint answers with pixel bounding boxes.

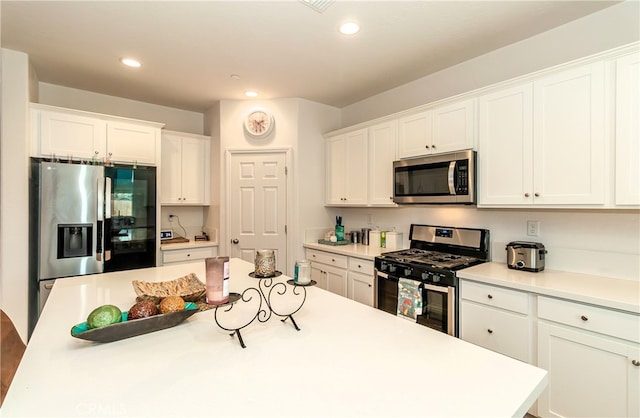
[2,259,547,417]
[458,262,640,314]
[160,240,218,251]
[303,242,387,260]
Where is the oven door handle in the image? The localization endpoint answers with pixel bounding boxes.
[376,270,389,279]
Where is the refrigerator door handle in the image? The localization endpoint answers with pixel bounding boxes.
[96,177,104,261]
[104,177,112,261]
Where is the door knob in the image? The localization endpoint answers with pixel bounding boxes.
[231,238,239,244]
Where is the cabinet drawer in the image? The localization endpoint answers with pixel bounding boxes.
[162,246,216,264]
[538,296,640,343]
[460,300,531,363]
[460,280,529,314]
[348,258,374,274]
[305,249,348,269]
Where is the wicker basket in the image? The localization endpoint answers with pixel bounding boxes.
[132,273,206,304]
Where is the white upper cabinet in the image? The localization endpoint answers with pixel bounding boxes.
[368,120,398,206]
[107,121,159,166]
[398,98,475,159]
[325,129,368,206]
[532,62,606,205]
[161,131,210,205]
[31,104,163,165]
[34,108,107,161]
[398,110,432,158]
[478,62,607,207]
[614,52,640,206]
[478,84,534,205]
[432,98,476,154]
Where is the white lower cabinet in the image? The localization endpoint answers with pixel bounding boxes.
[347,258,374,307]
[460,280,533,363]
[161,246,218,266]
[307,249,348,297]
[537,296,640,418]
[306,249,374,305]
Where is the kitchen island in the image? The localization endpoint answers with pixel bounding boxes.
[2,258,547,417]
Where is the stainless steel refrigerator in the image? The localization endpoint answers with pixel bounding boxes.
[29,159,156,334]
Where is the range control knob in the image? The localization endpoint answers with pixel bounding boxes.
[379,262,387,272]
[516,260,525,269]
[389,265,397,273]
[432,274,441,283]
[404,267,413,277]
[421,272,429,281]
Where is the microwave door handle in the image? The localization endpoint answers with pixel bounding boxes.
[448,161,456,194]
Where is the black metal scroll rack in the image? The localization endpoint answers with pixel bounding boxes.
[213,274,316,348]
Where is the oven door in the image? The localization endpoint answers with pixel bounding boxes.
[376,270,456,336]
[375,270,398,315]
[417,283,456,336]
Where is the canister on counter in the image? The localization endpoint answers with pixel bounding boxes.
[361,228,371,245]
[351,231,361,244]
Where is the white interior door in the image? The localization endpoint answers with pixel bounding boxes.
[228,151,287,272]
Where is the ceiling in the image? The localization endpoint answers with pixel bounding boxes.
[1,1,620,113]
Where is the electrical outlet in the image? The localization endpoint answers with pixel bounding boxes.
[169,214,175,221]
[527,220,540,237]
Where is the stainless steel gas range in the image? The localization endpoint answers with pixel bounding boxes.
[374,224,490,336]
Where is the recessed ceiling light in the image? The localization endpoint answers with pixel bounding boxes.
[230,74,240,80]
[120,57,141,68]
[339,21,360,35]
[245,91,258,98]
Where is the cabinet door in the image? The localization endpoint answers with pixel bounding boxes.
[310,263,327,290]
[107,121,159,165]
[180,137,207,204]
[477,84,534,206]
[533,63,606,205]
[615,53,640,206]
[160,135,183,204]
[538,321,640,418]
[324,264,348,298]
[369,121,398,206]
[432,98,476,154]
[325,135,347,205]
[344,129,368,205]
[37,109,107,160]
[397,111,432,158]
[348,271,374,307]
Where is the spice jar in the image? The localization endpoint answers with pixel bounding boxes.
[254,250,276,277]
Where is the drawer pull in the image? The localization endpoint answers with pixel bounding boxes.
[358,264,362,268]
[187,253,191,257]
[487,329,493,334]
[632,360,640,367]
[580,315,588,321]
[487,294,493,299]
[331,258,335,262]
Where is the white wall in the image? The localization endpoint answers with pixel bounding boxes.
[211,98,340,274]
[1,49,31,341]
[341,0,640,126]
[38,83,204,134]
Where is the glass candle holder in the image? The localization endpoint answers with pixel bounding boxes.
[254,250,276,277]
[205,256,229,304]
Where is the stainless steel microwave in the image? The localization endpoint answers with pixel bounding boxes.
[393,150,476,204]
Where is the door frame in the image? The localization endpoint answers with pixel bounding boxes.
[224,148,293,275]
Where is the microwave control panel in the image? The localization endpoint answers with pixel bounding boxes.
[455,161,469,195]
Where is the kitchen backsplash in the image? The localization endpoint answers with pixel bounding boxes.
[323,206,640,282]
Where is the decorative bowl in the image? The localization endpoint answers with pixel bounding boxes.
[70,302,198,343]
[132,273,206,303]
